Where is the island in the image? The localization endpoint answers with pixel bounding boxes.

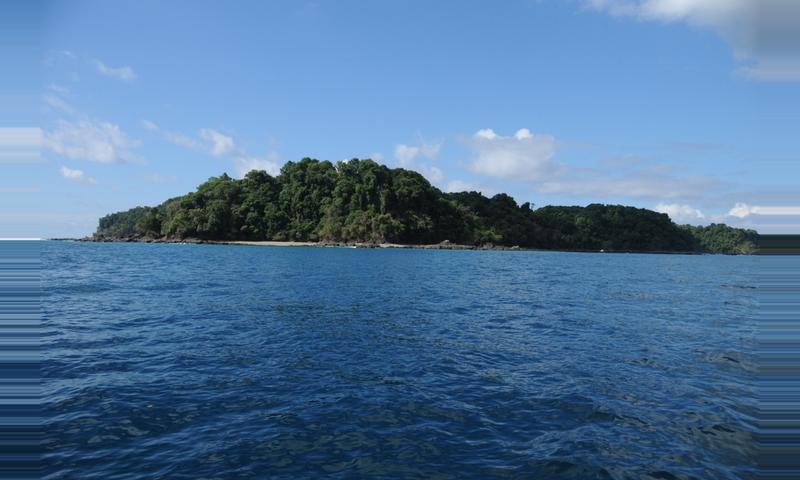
[92,158,759,254]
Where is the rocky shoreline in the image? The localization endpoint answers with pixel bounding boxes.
[76,236,525,251]
[63,236,710,254]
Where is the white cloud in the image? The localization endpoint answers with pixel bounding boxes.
[444,179,498,196]
[394,136,442,167]
[143,121,223,153]
[445,180,474,193]
[94,60,137,82]
[142,120,281,177]
[586,0,800,82]
[233,153,281,178]
[394,144,419,166]
[369,152,384,162]
[514,128,533,140]
[722,202,800,233]
[469,128,559,181]
[60,166,96,184]
[45,119,141,164]
[42,86,143,165]
[393,136,444,184]
[728,202,754,218]
[419,141,441,159]
[43,94,75,115]
[467,127,720,200]
[475,128,499,140]
[654,203,706,224]
[728,202,800,218]
[141,120,158,131]
[145,122,198,150]
[422,165,444,183]
[199,128,235,156]
[43,85,75,114]
[586,0,747,23]
[166,132,199,150]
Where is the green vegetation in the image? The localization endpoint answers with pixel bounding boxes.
[680,223,759,254]
[94,158,758,254]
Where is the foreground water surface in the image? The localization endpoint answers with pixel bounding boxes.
[43,242,757,479]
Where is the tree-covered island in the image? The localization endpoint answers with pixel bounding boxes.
[93,158,759,254]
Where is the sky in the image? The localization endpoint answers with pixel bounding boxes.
[2,0,799,238]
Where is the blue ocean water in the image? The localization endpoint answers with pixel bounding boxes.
[42,242,757,479]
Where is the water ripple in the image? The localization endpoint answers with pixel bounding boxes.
[42,243,757,479]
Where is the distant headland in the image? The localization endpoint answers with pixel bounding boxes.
[91,158,759,254]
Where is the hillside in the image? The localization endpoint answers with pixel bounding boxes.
[94,158,758,254]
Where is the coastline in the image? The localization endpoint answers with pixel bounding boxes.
[77,237,525,251]
[62,237,709,255]
[221,240,521,251]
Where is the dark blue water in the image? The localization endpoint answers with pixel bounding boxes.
[43,242,757,479]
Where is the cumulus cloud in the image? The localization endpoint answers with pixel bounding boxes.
[728,202,755,218]
[394,137,441,167]
[722,202,800,232]
[200,128,235,156]
[393,153,444,183]
[393,136,444,184]
[42,83,143,165]
[233,153,281,178]
[94,60,137,82]
[728,202,800,218]
[469,128,560,181]
[59,165,96,184]
[467,127,720,200]
[654,203,706,224]
[45,119,141,164]
[586,0,800,82]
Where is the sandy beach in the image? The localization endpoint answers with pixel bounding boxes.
[219,240,502,250]
[223,240,320,247]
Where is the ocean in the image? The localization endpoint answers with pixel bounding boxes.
[41,242,757,478]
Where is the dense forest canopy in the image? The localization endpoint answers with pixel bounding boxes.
[94,158,758,254]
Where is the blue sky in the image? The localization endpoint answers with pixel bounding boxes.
[3,0,800,237]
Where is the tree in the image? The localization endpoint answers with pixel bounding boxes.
[94,158,759,254]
